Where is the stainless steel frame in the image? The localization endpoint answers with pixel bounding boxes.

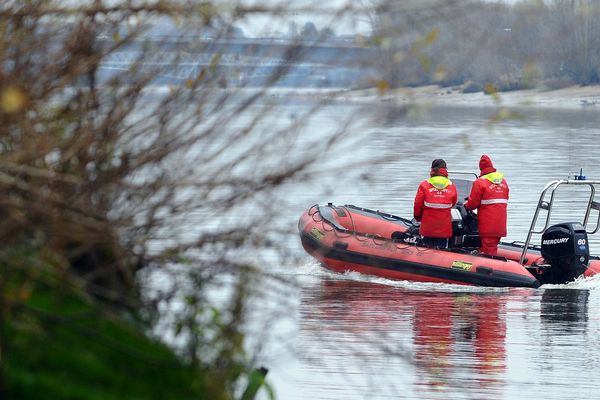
[519,179,600,264]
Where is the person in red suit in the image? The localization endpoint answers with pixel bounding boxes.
[464,155,509,255]
[413,159,458,248]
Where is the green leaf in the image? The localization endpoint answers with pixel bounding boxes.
[209,53,222,72]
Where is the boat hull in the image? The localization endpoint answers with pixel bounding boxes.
[299,205,544,288]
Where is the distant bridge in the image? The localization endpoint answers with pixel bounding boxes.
[97,36,377,86]
[99,36,377,66]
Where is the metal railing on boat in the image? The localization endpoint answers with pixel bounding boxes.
[519,179,600,264]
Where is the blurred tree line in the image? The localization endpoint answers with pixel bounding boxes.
[372,0,600,92]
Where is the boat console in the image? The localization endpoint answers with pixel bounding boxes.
[449,176,480,249]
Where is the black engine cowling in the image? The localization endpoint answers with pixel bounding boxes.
[539,222,589,284]
[450,204,480,248]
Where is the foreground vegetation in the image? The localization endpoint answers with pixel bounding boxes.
[6,272,205,400]
[2,250,269,399]
[0,1,306,398]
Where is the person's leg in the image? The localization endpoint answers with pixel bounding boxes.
[423,237,448,248]
[437,237,449,248]
[480,237,500,255]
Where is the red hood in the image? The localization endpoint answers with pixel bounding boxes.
[479,154,496,176]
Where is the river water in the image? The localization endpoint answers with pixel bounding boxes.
[250,100,600,400]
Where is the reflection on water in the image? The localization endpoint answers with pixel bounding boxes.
[297,278,510,400]
[540,289,589,332]
[273,275,598,400]
[412,290,506,397]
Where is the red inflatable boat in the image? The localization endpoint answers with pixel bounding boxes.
[299,177,600,288]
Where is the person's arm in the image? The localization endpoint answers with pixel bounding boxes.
[464,180,483,210]
[452,185,458,207]
[414,184,424,221]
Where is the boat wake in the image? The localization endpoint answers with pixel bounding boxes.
[541,273,600,290]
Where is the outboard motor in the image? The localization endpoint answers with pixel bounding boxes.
[540,222,589,284]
